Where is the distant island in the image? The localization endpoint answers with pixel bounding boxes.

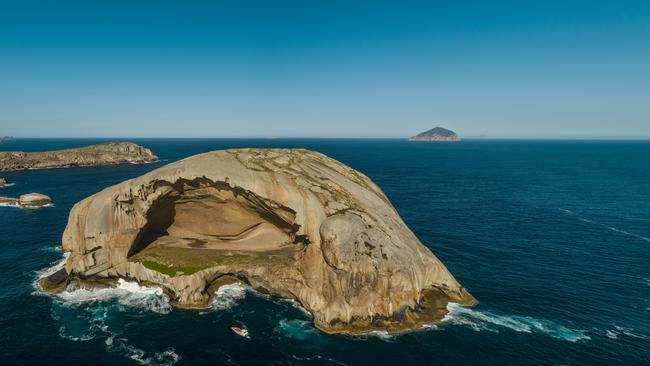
[409,127,461,141]
[0,142,158,172]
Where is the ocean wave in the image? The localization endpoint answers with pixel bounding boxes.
[0,202,55,209]
[50,283,180,366]
[280,298,313,318]
[366,331,394,341]
[278,319,320,341]
[443,303,590,342]
[109,341,180,366]
[34,252,70,285]
[203,283,248,312]
[289,354,349,366]
[39,245,63,253]
[0,182,16,188]
[55,279,171,314]
[604,326,648,340]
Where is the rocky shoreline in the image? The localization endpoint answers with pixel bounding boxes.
[40,148,475,334]
[0,142,158,172]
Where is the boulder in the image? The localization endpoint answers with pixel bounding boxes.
[19,193,53,207]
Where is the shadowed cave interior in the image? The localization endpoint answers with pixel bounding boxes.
[127,178,306,276]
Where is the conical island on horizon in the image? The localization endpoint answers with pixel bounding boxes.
[409,127,461,141]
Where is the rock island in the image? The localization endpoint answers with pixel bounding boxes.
[0,142,158,172]
[409,127,461,141]
[41,148,475,334]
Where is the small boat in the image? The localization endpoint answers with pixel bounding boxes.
[231,326,250,338]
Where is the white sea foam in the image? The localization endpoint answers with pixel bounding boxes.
[281,298,313,317]
[34,252,70,286]
[55,279,172,314]
[367,330,394,341]
[443,303,590,342]
[559,208,650,243]
[278,319,320,341]
[604,326,649,341]
[0,202,54,209]
[0,182,16,188]
[111,342,180,366]
[205,283,248,312]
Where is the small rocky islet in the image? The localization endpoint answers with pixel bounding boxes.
[409,126,461,141]
[0,142,158,208]
[0,192,53,208]
[40,148,475,334]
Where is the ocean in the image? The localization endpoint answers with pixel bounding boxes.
[0,138,648,365]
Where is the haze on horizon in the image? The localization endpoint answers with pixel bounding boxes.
[1,1,649,139]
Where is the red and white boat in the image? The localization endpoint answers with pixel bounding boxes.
[230,326,250,338]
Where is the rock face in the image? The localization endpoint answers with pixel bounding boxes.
[0,192,52,207]
[0,178,6,187]
[409,127,461,141]
[19,193,53,207]
[0,142,158,172]
[46,148,475,333]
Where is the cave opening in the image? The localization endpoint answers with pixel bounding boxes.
[128,178,305,259]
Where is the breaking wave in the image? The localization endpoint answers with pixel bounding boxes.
[49,279,180,365]
[34,252,70,288]
[0,182,16,188]
[280,298,313,318]
[443,303,590,342]
[203,283,248,312]
[55,279,172,314]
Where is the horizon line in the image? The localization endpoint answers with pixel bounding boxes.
[3,136,650,141]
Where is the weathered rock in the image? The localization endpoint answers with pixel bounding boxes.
[1,192,52,207]
[0,178,6,187]
[19,193,53,207]
[0,142,158,172]
[48,148,475,333]
[409,127,461,141]
[0,196,18,206]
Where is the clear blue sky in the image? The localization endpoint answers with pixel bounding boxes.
[1,0,649,138]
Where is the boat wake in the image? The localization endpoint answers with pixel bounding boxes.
[559,208,650,243]
[443,303,590,342]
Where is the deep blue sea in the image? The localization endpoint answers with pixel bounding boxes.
[0,139,648,365]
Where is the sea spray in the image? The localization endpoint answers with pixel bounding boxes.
[55,279,171,314]
[443,303,590,342]
[202,283,248,312]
